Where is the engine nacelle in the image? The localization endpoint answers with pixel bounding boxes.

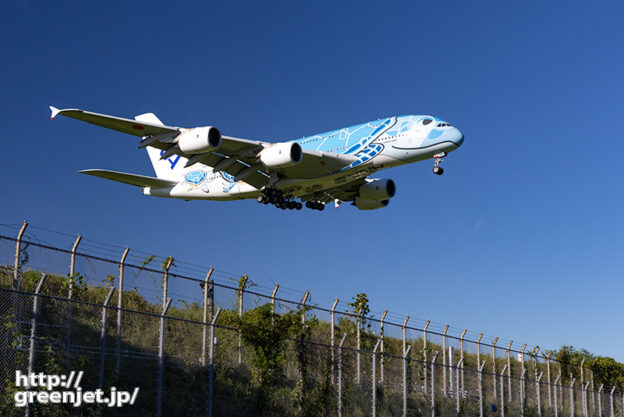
[358,179,396,202]
[178,126,222,154]
[259,142,302,168]
[353,197,390,210]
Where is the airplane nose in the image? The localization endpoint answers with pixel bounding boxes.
[448,127,464,146]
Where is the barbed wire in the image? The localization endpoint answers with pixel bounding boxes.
[0,224,611,367]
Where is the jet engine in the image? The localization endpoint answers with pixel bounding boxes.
[259,142,303,168]
[353,197,390,210]
[358,179,396,202]
[178,126,222,154]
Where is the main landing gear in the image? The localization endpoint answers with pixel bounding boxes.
[305,201,325,211]
[432,152,446,176]
[257,188,325,211]
[257,188,302,210]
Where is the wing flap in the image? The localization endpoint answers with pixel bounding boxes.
[79,169,177,188]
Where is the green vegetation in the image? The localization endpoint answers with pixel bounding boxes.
[0,265,623,416]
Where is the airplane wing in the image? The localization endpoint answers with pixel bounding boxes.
[299,176,368,203]
[78,169,178,188]
[51,106,357,185]
[50,107,178,137]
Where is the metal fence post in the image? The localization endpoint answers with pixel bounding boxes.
[506,340,513,403]
[460,329,466,398]
[372,338,382,417]
[521,344,527,403]
[201,267,214,367]
[157,298,172,417]
[559,372,563,414]
[27,274,46,376]
[271,283,279,315]
[25,274,46,417]
[443,324,449,397]
[403,345,411,417]
[476,333,482,367]
[583,381,590,417]
[492,337,499,400]
[10,221,28,371]
[547,351,552,408]
[13,220,28,291]
[380,310,387,385]
[402,315,410,355]
[537,372,543,417]
[609,387,615,417]
[238,275,248,365]
[338,333,347,417]
[98,287,115,391]
[115,246,129,375]
[520,369,526,417]
[424,320,430,394]
[456,357,464,416]
[68,234,82,298]
[598,384,604,417]
[570,378,577,417]
[555,374,561,417]
[162,257,173,309]
[478,360,486,417]
[501,364,508,417]
[300,290,309,324]
[432,351,439,417]
[208,307,221,417]
[66,234,82,349]
[24,272,47,417]
[357,308,362,384]
[597,385,603,417]
[271,284,279,326]
[331,298,338,384]
[590,369,596,414]
[449,346,455,394]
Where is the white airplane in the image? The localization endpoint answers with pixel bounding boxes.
[50,106,464,211]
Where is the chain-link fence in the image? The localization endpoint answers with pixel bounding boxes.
[0,224,622,416]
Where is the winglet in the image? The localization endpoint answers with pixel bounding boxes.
[49,106,61,120]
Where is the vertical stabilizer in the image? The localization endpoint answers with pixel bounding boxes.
[134,113,187,181]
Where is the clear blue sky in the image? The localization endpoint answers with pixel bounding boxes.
[2,1,622,360]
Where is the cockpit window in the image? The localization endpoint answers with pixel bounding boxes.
[436,122,452,127]
[421,118,433,125]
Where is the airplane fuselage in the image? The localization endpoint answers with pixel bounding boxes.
[144,115,464,201]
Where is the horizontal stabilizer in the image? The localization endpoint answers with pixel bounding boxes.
[78,169,178,188]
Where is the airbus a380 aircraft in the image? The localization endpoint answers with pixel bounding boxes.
[50,106,464,211]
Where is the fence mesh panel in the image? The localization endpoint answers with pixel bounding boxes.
[0,233,622,416]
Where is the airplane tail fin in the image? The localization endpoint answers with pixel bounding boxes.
[134,113,187,181]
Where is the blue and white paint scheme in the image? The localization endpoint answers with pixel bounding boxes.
[50,106,464,211]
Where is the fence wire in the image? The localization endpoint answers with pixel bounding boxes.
[0,231,622,417]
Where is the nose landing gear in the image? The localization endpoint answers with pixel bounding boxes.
[432,152,446,176]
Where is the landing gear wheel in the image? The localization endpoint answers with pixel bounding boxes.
[318,203,325,211]
[433,152,446,176]
[296,202,302,210]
